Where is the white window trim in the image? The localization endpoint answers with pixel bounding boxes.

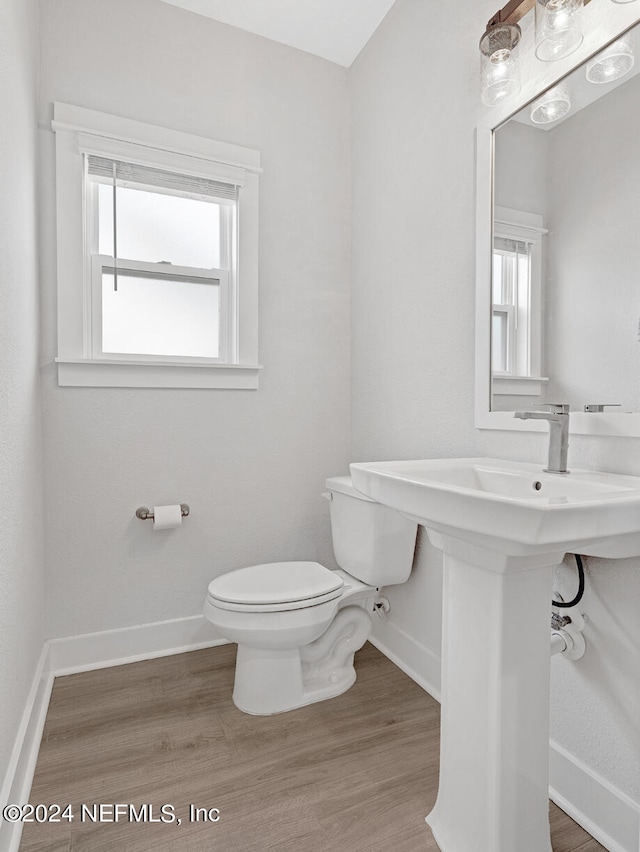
[52,102,262,389]
[491,304,515,377]
[492,206,548,397]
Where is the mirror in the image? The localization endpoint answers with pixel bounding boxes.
[490,23,640,417]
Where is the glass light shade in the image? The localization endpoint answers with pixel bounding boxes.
[611,0,637,3]
[586,33,634,83]
[480,23,522,107]
[530,82,571,123]
[535,0,584,62]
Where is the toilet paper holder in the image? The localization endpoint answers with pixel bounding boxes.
[135,504,190,521]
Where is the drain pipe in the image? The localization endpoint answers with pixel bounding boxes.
[550,631,568,656]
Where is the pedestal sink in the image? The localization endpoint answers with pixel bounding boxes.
[349,458,640,852]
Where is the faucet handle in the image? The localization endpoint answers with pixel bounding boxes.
[583,404,621,413]
[540,403,570,414]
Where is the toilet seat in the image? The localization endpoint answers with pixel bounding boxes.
[207,561,344,613]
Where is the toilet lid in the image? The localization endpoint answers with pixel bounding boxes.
[207,561,343,607]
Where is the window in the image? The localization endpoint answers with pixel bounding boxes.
[52,103,261,388]
[491,207,547,396]
[87,157,235,362]
[492,237,531,376]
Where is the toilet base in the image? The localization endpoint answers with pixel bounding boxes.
[232,644,357,715]
[232,604,371,715]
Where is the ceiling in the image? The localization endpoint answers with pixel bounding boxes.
[158,0,397,67]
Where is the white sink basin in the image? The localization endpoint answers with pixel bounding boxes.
[350,457,640,557]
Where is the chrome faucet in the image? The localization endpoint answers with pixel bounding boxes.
[514,404,570,475]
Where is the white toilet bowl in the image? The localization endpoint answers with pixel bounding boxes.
[205,562,375,714]
[203,475,417,715]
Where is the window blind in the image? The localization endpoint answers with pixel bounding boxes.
[494,237,530,255]
[86,155,239,201]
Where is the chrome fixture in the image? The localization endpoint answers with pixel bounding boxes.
[530,81,571,122]
[583,403,621,412]
[586,32,634,82]
[551,611,571,630]
[135,504,190,520]
[514,403,570,474]
[550,606,586,660]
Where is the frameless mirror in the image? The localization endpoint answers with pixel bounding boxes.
[490,23,640,416]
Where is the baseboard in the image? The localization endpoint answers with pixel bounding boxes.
[550,740,640,852]
[0,614,227,852]
[48,614,228,676]
[368,615,441,702]
[0,646,54,852]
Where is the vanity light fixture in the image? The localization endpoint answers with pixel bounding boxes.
[481,0,592,105]
[530,80,572,122]
[586,32,634,82]
[611,0,637,4]
[480,22,522,105]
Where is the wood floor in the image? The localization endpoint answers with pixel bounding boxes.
[20,643,605,852]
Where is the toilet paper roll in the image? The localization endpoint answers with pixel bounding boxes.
[152,504,183,530]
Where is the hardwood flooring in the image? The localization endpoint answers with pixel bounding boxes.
[20,643,605,852]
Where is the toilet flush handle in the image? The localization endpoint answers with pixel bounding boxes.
[321,492,333,501]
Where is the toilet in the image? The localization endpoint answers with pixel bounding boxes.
[203,476,417,715]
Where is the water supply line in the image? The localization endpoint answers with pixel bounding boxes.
[550,631,568,656]
[552,553,585,608]
[547,553,587,659]
[374,596,390,618]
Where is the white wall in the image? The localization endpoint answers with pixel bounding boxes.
[351,0,639,814]
[494,119,549,216]
[349,0,490,679]
[0,0,45,788]
[350,0,490,687]
[38,0,351,637]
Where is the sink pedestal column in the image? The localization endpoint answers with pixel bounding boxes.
[425,531,564,852]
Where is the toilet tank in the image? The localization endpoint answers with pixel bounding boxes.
[325,476,417,587]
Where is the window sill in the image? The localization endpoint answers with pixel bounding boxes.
[56,358,262,389]
[492,375,549,396]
